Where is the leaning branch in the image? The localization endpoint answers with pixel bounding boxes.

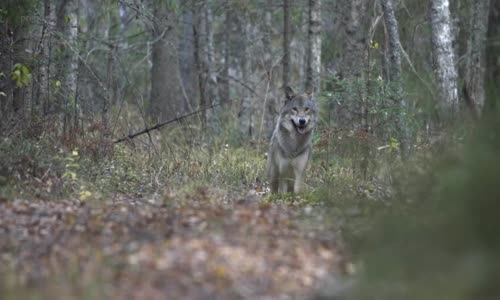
[113,104,219,144]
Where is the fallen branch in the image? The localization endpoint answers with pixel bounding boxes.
[113,104,219,144]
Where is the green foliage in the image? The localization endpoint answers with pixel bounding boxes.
[11,63,31,88]
[345,118,500,300]
[0,0,36,25]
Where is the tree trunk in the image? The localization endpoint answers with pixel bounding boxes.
[381,0,410,158]
[485,0,500,111]
[193,6,206,130]
[305,0,322,95]
[262,0,277,139]
[104,9,116,131]
[203,0,220,133]
[179,7,195,109]
[218,0,231,108]
[429,0,459,119]
[31,0,51,120]
[51,0,78,136]
[464,0,491,117]
[339,0,370,178]
[149,2,182,122]
[283,0,291,87]
[334,0,369,130]
[341,0,369,78]
[11,25,29,125]
[239,11,253,138]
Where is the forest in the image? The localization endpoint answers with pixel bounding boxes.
[1,0,499,299]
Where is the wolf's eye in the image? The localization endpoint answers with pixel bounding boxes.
[292,107,298,113]
[305,107,310,112]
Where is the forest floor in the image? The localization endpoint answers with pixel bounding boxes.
[0,187,349,300]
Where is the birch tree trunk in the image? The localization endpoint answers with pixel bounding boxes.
[193,6,206,130]
[305,0,322,95]
[283,0,291,87]
[203,0,220,133]
[429,0,459,118]
[381,0,410,158]
[464,0,491,117]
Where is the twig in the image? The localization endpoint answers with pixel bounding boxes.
[113,104,219,143]
[399,43,435,97]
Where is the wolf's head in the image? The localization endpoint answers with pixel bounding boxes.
[280,86,318,135]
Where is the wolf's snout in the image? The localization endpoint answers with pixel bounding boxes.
[299,119,306,126]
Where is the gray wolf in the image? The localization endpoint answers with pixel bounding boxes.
[267,86,319,194]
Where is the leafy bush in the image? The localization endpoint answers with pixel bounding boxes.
[342,118,500,300]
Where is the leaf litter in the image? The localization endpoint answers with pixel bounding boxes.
[0,188,347,300]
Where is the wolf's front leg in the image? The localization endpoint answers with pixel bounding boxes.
[269,167,279,194]
[293,174,303,193]
[292,150,310,193]
[278,178,289,194]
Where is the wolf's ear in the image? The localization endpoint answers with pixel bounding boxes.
[305,89,314,100]
[284,86,295,101]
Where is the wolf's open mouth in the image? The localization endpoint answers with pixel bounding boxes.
[293,121,308,134]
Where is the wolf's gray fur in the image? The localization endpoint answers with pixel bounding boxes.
[267,86,319,194]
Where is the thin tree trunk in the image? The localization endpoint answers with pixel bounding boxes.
[381,0,410,158]
[239,11,253,138]
[218,0,231,107]
[203,0,220,133]
[104,37,114,130]
[52,0,78,136]
[31,0,51,121]
[485,0,500,111]
[193,9,206,130]
[464,0,491,117]
[262,0,276,139]
[305,0,322,95]
[283,0,291,87]
[429,0,459,119]
[12,27,28,124]
[179,7,195,109]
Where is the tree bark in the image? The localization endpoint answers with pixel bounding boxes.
[104,9,116,131]
[381,0,410,158]
[262,0,277,139]
[149,2,182,121]
[218,0,231,107]
[193,6,206,130]
[334,0,369,130]
[179,7,195,109]
[429,0,459,119]
[341,0,369,78]
[203,0,220,133]
[305,0,322,95]
[239,11,253,138]
[31,0,51,120]
[283,0,291,87]
[485,0,500,111]
[464,0,491,117]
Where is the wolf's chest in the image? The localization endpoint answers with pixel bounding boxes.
[277,132,311,158]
